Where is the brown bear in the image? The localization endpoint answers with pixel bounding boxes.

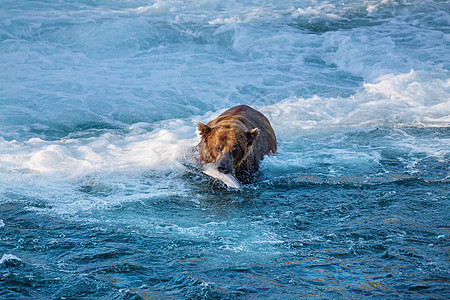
[197,105,277,182]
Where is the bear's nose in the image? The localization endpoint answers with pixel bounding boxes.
[216,162,231,174]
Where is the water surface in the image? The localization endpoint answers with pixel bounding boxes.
[0,0,449,298]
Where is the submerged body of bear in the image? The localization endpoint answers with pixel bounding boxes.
[197,105,277,182]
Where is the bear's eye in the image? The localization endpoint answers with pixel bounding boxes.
[232,145,240,155]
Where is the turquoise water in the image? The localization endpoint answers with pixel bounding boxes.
[0,0,449,298]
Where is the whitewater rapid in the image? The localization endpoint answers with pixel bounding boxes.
[0,1,449,298]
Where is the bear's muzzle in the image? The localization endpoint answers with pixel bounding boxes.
[216,151,233,174]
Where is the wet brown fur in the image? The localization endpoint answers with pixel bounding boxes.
[197,105,277,181]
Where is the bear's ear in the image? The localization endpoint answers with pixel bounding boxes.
[246,128,259,145]
[197,122,211,137]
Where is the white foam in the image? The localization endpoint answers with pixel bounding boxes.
[0,253,22,265]
[0,119,199,178]
[293,4,341,19]
[209,16,243,25]
[132,2,176,14]
[260,70,449,139]
[365,0,401,14]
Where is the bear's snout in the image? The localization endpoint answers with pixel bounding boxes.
[216,151,233,174]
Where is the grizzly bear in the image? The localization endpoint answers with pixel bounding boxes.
[197,105,277,182]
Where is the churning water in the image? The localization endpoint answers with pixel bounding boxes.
[0,0,449,298]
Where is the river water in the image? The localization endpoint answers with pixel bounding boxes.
[0,0,449,298]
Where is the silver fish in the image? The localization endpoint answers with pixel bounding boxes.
[202,163,241,189]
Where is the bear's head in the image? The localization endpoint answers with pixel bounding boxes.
[197,122,259,174]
